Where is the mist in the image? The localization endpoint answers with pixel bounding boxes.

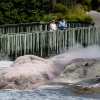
[0,51,11,61]
[0,44,100,69]
[50,44,100,67]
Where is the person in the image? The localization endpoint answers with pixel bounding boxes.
[50,20,57,32]
[49,20,57,48]
[49,19,57,40]
[58,18,67,30]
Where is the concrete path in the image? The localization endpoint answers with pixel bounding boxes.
[86,10,100,26]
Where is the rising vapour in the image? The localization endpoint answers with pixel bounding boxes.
[0,52,13,69]
[0,44,100,69]
[50,44,100,67]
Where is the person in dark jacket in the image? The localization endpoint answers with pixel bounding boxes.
[58,18,67,30]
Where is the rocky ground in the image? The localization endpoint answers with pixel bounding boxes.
[50,58,100,93]
[0,54,100,94]
[0,55,65,89]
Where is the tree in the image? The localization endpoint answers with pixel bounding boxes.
[91,0,99,10]
[56,0,77,8]
[53,3,67,14]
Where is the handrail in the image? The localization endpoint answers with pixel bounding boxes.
[0,26,99,59]
[0,20,95,35]
[0,20,95,27]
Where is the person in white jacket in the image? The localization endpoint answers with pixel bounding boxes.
[49,20,57,46]
[50,20,57,32]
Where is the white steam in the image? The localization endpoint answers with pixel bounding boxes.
[0,44,100,69]
[50,44,100,66]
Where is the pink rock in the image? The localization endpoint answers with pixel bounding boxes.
[0,55,61,89]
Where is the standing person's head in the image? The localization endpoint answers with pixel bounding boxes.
[61,18,65,22]
[51,20,55,23]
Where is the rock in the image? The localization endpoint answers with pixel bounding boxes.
[69,86,100,94]
[44,57,100,94]
[0,55,100,90]
[60,58,100,82]
[0,55,61,89]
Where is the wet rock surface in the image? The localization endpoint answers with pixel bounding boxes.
[51,58,100,93]
[69,86,100,94]
[0,55,59,89]
[60,58,100,81]
[0,55,100,92]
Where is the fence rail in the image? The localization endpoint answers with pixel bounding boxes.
[0,20,95,34]
[0,26,100,59]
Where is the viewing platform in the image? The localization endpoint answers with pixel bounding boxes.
[0,20,94,34]
[0,20,98,59]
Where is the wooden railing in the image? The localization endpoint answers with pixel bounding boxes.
[0,26,99,59]
[0,20,95,34]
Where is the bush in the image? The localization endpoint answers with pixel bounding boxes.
[65,9,76,20]
[83,5,91,11]
[53,3,67,14]
[43,14,58,21]
[74,4,86,20]
[54,13,64,20]
[0,12,4,24]
[85,15,93,22]
[97,6,100,12]
[65,4,86,21]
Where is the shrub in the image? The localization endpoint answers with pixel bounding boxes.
[83,5,91,11]
[0,12,4,24]
[74,4,86,20]
[65,4,86,21]
[97,6,100,12]
[85,15,93,22]
[43,14,57,21]
[53,3,67,14]
[65,9,76,20]
[54,13,64,20]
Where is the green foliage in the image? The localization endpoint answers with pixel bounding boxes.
[65,9,76,20]
[0,0,94,24]
[97,6,100,12]
[54,13,64,20]
[1,2,13,10]
[43,14,57,21]
[0,11,4,24]
[74,4,86,20]
[56,0,77,9]
[77,0,92,11]
[53,3,67,14]
[85,15,93,22]
[83,5,90,11]
[28,10,45,22]
[83,0,92,5]
[97,0,100,10]
[43,4,93,22]
[65,4,86,21]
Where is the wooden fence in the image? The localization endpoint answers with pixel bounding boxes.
[0,20,95,34]
[0,26,100,59]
